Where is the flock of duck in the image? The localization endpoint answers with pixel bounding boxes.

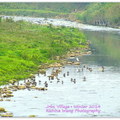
[0,58,105,117]
[0,61,105,97]
[32,62,104,89]
[40,63,104,85]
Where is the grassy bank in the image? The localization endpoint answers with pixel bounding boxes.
[0,3,119,27]
[0,3,88,18]
[76,3,120,28]
[0,18,87,85]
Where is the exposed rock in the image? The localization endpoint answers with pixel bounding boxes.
[3,94,14,98]
[67,61,73,65]
[35,87,47,91]
[5,99,11,101]
[12,88,17,91]
[38,63,48,69]
[48,63,62,68]
[38,69,46,74]
[9,79,17,85]
[5,91,13,94]
[86,51,92,55]
[29,74,35,79]
[18,85,26,90]
[48,75,54,80]
[73,62,80,65]
[29,115,36,117]
[0,107,6,112]
[30,86,37,89]
[9,85,18,89]
[1,113,13,117]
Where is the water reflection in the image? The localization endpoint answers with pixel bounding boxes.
[83,31,120,67]
[0,16,120,117]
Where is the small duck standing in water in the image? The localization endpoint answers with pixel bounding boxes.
[39,80,41,85]
[71,78,73,82]
[67,71,69,76]
[88,68,92,72]
[44,81,48,88]
[78,69,81,72]
[99,66,105,72]
[63,73,66,77]
[83,76,86,81]
[73,79,76,84]
[56,77,60,83]
[101,66,104,72]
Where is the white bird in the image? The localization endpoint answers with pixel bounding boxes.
[76,57,79,62]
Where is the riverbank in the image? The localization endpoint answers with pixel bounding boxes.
[0,3,120,29]
[0,18,88,86]
[0,15,120,118]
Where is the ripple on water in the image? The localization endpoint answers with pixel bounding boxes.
[0,16,120,117]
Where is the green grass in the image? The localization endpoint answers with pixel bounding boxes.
[0,8,68,18]
[0,3,119,27]
[0,3,89,13]
[0,19,87,85]
[76,3,120,27]
[0,3,89,18]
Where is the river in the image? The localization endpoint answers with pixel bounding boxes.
[0,16,120,117]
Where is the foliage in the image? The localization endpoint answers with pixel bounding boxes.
[0,3,119,27]
[76,3,120,27]
[0,19,87,85]
[0,3,89,18]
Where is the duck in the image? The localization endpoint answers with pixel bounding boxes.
[88,68,92,72]
[83,76,86,81]
[102,66,104,72]
[32,81,37,86]
[71,78,73,82]
[99,66,105,72]
[63,73,66,77]
[39,80,41,85]
[44,81,48,88]
[73,79,76,84]
[77,69,81,72]
[67,71,69,76]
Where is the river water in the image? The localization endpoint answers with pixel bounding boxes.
[0,16,120,117]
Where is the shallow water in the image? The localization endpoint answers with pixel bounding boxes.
[2,16,120,32]
[0,16,120,117]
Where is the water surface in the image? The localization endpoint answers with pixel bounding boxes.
[0,16,120,117]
